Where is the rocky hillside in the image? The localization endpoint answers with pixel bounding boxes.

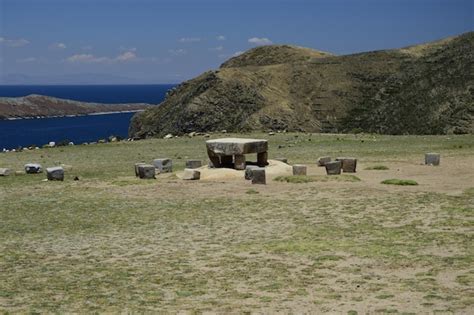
[129,32,473,137]
[0,94,152,119]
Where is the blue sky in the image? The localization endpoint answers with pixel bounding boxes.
[0,0,472,84]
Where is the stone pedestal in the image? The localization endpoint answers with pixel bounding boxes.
[153,158,173,173]
[46,166,64,181]
[425,153,440,166]
[325,161,342,175]
[185,160,202,169]
[317,156,331,166]
[293,164,307,176]
[138,164,156,179]
[251,168,266,185]
[336,157,357,173]
[182,169,201,180]
[25,163,42,174]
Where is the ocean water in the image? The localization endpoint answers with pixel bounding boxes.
[0,84,176,149]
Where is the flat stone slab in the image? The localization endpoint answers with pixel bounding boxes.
[206,138,268,156]
[46,166,64,181]
[182,169,201,180]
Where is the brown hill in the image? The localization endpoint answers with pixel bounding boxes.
[0,94,152,119]
[129,32,474,137]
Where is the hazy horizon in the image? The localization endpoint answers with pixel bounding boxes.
[1,0,472,84]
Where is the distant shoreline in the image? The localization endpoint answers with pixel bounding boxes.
[2,109,145,121]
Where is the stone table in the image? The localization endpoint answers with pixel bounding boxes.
[206,138,268,170]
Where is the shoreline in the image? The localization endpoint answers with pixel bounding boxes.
[1,109,144,121]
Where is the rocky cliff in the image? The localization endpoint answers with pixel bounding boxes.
[129,32,473,137]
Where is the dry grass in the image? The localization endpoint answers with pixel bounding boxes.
[1,133,473,313]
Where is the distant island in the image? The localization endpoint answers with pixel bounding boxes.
[0,94,153,120]
[130,31,473,137]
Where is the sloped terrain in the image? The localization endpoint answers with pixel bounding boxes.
[130,32,474,137]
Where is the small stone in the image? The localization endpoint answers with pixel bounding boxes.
[73,176,80,181]
[0,168,12,176]
[48,141,56,147]
[268,131,275,136]
[293,164,307,176]
[153,158,173,173]
[185,159,202,169]
[317,156,331,167]
[336,157,357,173]
[325,161,342,175]
[98,139,106,144]
[46,166,64,181]
[425,153,440,166]
[25,163,42,174]
[164,134,173,139]
[138,164,156,179]
[251,168,266,185]
[245,165,260,180]
[182,169,200,180]
[275,158,288,164]
[134,163,147,177]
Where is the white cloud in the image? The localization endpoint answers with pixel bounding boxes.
[17,57,37,63]
[209,45,224,51]
[50,42,66,49]
[67,50,138,64]
[116,51,137,61]
[168,49,187,56]
[67,54,109,63]
[81,45,93,51]
[248,37,273,46]
[178,37,201,43]
[217,35,226,41]
[0,37,30,47]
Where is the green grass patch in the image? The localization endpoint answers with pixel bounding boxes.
[274,175,361,183]
[381,179,418,186]
[365,165,389,170]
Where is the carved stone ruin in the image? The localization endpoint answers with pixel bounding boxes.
[293,164,307,176]
[46,166,64,181]
[425,153,440,166]
[245,165,259,180]
[153,158,173,173]
[206,138,268,170]
[134,163,147,177]
[138,164,156,179]
[251,167,266,185]
[317,156,331,167]
[25,163,42,174]
[336,157,357,173]
[325,161,342,175]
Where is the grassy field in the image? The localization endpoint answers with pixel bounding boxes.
[1,132,473,313]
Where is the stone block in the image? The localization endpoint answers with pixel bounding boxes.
[425,153,440,166]
[153,158,172,173]
[134,163,147,177]
[336,157,357,173]
[325,161,342,175]
[245,165,260,180]
[206,138,268,156]
[182,168,201,180]
[251,167,266,185]
[317,156,331,166]
[138,164,156,179]
[0,168,12,176]
[25,163,42,174]
[293,164,307,176]
[46,166,64,181]
[185,159,202,169]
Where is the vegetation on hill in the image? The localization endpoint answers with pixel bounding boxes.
[129,32,474,138]
[0,94,151,119]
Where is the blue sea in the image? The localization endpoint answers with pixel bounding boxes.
[0,84,176,150]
